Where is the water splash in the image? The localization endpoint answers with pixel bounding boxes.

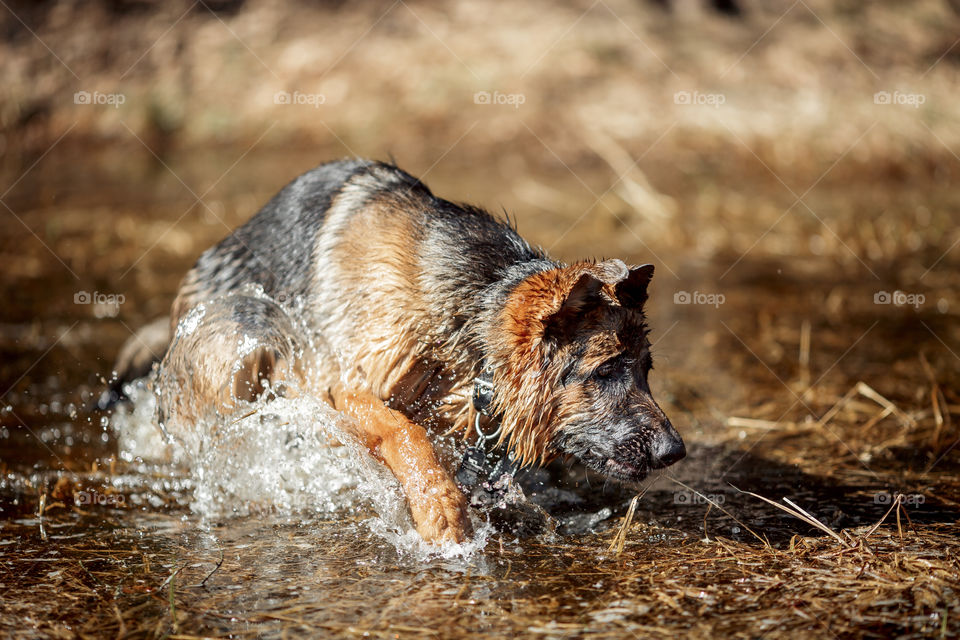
[111,377,492,559]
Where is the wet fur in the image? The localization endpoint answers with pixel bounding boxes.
[120,159,684,543]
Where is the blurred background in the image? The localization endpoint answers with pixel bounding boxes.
[2,2,960,637]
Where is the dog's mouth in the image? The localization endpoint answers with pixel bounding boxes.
[578,451,651,482]
[603,457,646,480]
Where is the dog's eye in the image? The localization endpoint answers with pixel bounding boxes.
[594,361,616,380]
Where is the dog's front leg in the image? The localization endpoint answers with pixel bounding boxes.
[332,389,470,543]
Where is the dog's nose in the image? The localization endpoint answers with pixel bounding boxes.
[650,427,686,468]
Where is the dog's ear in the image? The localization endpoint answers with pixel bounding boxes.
[542,260,629,338]
[502,260,633,350]
[615,264,655,309]
[542,271,603,337]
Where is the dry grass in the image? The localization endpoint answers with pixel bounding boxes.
[1,482,956,638]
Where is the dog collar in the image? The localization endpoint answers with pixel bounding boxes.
[456,363,518,489]
[471,365,495,417]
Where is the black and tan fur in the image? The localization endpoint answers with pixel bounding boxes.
[114,159,685,543]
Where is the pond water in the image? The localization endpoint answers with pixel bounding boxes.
[2,145,958,638]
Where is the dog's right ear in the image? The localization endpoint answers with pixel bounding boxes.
[615,263,655,309]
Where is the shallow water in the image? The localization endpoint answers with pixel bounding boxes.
[2,146,959,638]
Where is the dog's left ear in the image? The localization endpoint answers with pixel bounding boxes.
[551,259,631,316]
[615,264,655,308]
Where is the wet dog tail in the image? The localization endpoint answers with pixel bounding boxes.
[96,317,171,410]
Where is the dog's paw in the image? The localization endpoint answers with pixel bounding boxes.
[410,482,471,544]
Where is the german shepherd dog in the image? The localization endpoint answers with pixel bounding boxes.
[111,159,685,543]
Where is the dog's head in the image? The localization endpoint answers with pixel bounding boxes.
[490,259,684,482]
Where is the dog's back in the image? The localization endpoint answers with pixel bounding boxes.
[171,159,374,323]
[161,160,547,432]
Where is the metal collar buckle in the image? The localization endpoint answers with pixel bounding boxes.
[472,368,495,415]
[456,363,519,489]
